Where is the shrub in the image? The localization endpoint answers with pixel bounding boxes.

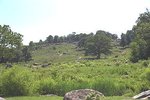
[36,78,55,95]
[142,61,149,67]
[92,78,126,96]
[141,69,150,81]
[0,66,35,96]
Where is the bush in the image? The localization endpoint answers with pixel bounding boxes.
[36,78,55,95]
[141,69,150,81]
[0,66,35,96]
[92,78,126,96]
[142,61,149,67]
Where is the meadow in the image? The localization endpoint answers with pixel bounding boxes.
[0,43,150,99]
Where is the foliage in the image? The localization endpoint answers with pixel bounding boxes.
[120,33,127,47]
[130,10,150,62]
[0,25,23,63]
[140,68,150,81]
[36,78,55,95]
[0,66,36,96]
[22,46,32,62]
[130,39,147,62]
[6,96,63,100]
[0,25,33,63]
[46,35,53,43]
[84,30,112,59]
[120,31,135,47]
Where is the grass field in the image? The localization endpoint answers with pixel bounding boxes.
[31,43,84,63]
[6,96,63,100]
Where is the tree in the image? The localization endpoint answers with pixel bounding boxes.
[120,33,127,47]
[53,35,59,43]
[0,25,23,63]
[46,35,53,43]
[130,9,150,62]
[22,46,32,62]
[130,39,147,62]
[78,33,92,48]
[85,30,111,59]
[126,30,135,45]
[59,36,64,43]
[29,41,35,50]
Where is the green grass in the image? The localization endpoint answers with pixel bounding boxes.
[104,96,133,100]
[5,96,133,100]
[31,43,84,64]
[6,96,63,100]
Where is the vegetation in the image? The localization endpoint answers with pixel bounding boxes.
[130,9,150,62]
[5,96,131,100]
[6,96,63,100]
[83,30,112,59]
[0,25,31,63]
[120,10,150,62]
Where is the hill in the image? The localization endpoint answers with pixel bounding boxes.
[30,43,84,64]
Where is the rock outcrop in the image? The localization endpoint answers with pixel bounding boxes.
[63,89,104,100]
[133,90,150,99]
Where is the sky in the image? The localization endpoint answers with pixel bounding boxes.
[0,0,149,45]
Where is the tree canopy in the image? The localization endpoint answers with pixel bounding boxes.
[0,25,23,62]
[130,10,150,62]
[83,30,112,59]
[0,25,32,63]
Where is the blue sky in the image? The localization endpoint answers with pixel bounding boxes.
[0,0,149,44]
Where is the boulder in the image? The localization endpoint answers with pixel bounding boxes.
[63,89,104,100]
[133,90,150,99]
[0,97,5,100]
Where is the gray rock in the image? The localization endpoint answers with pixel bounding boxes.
[63,89,104,100]
[133,90,150,99]
[0,97,5,100]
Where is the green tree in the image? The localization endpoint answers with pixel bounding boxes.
[126,30,135,45]
[59,36,64,43]
[130,9,150,62]
[53,35,59,43]
[22,46,32,62]
[120,33,127,47]
[29,41,35,50]
[85,30,111,59]
[46,35,53,43]
[78,33,92,48]
[0,25,23,63]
